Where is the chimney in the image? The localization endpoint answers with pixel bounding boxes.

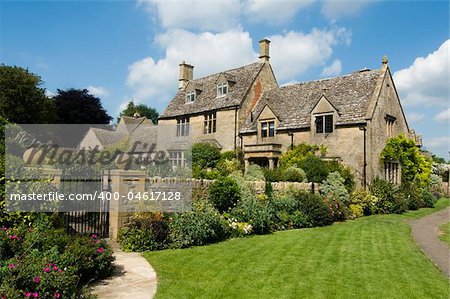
[259,39,270,63]
[179,61,194,89]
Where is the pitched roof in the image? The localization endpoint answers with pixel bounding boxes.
[160,62,264,119]
[241,69,382,132]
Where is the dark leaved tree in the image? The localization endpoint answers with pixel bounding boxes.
[119,100,159,124]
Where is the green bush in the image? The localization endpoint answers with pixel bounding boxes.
[229,194,272,234]
[293,191,333,227]
[422,188,437,208]
[0,223,114,297]
[279,143,319,168]
[401,184,425,210]
[244,164,265,181]
[169,201,229,248]
[299,156,329,183]
[263,168,285,182]
[369,178,407,214]
[349,204,364,219]
[190,142,221,169]
[350,189,378,215]
[320,171,349,205]
[326,162,355,193]
[284,166,307,182]
[323,194,348,221]
[216,158,241,176]
[269,192,309,230]
[209,177,241,213]
[119,212,170,252]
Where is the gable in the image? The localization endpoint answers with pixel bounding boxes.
[310,95,338,115]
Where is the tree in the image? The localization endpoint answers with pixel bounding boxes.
[119,100,159,124]
[0,65,55,123]
[53,88,112,124]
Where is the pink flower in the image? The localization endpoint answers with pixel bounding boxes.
[94,240,100,245]
[25,292,32,298]
[53,266,58,271]
[8,263,15,269]
[58,269,63,273]
[33,292,38,298]
[9,235,16,240]
[43,267,51,273]
[1,226,6,231]
[96,247,104,254]
[33,276,40,283]
[91,234,97,239]
[17,236,22,241]
[54,292,61,298]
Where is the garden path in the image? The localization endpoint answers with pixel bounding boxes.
[90,241,157,298]
[410,207,450,277]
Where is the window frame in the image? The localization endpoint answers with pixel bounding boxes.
[185,90,195,103]
[176,117,190,137]
[315,114,334,134]
[217,82,228,97]
[385,115,396,138]
[203,111,217,134]
[169,151,185,167]
[260,120,275,139]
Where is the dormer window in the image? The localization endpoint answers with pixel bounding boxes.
[261,120,275,138]
[315,114,333,134]
[217,82,228,97]
[186,91,195,103]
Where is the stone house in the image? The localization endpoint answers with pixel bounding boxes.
[159,39,419,185]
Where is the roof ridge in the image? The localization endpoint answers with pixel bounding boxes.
[187,61,263,83]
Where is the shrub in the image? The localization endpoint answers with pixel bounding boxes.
[299,156,329,183]
[429,173,443,196]
[401,184,425,210]
[192,165,222,180]
[208,177,241,213]
[422,188,437,208]
[189,142,221,169]
[269,192,309,230]
[244,164,265,181]
[320,171,349,205]
[263,168,285,182]
[119,212,170,252]
[284,166,307,182]
[279,143,319,168]
[294,191,333,227]
[169,201,229,248]
[229,195,272,234]
[323,194,349,221]
[349,204,364,219]
[327,162,355,193]
[216,158,241,176]
[369,178,407,214]
[350,189,378,215]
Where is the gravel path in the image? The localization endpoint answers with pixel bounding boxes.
[410,207,450,277]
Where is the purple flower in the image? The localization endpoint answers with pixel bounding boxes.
[43,267,51,273]
[33,292,38,298]
[53,266,58,271]
[33,276,40,283]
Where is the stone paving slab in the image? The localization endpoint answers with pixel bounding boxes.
[90,242,157,298]
[410,207,450,277]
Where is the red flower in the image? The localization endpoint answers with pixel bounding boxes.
[91,234,97,239]
[8,263,15,269]
[33,276,40,283]
[9,235,16,240]
[53,266,58,271]
[25,292,32,298]
[54,292,61,298]
[43,267,51,273]
[96,247,104,254]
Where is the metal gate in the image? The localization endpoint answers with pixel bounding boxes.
[61,170,110,237]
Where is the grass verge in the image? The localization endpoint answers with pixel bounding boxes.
[144,198,450,299]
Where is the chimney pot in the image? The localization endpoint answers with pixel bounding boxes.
[179,62,194,90]
[259,39,270,63]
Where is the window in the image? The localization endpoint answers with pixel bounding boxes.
[385,115,396,138]
[217,82,228,96]
[169,151,185,167]
[186,91,195,103]
[204,112,217,134]
[385,161,400,184]
[315,114,333,134]
[261,121,275,138]
[176,117,190,136]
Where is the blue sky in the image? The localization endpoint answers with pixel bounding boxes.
[0,0,448,158]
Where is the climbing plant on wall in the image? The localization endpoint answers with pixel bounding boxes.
[380,134,432,187]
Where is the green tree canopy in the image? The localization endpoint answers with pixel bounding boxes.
[53,88,112,124]
[119,100,159,124]
[0,65,55,123]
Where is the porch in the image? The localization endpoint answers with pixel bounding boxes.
[243,143,283,170]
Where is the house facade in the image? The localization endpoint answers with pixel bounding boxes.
[158,39,420,185]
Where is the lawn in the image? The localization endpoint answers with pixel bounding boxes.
[144,198,450,299]
[439,222,450,246]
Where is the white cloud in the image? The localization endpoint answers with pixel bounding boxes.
[394,40,450,107]
[321,0,373,20]
[45,89,55,98]
[87,86,110,98]
[321,59,342,76]
[126,29,256,103]
[425,136,450,157]
[244,0,315,23]
[434,108,450,122]
[269,27,351,82]
[138,0,241,31]
[406,112,426,124]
